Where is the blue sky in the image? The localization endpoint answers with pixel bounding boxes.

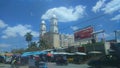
[0,0,120,52]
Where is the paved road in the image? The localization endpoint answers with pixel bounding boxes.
[0,63,89,68]
[48,63,89,68]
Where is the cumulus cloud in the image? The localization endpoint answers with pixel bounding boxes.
[0,43,11,48]
[111,14,120,21]
[1,24,39,39]
[0,19,8,28]
[41,5,86,22]
[102,0,120,14]
[70,26,79,31]
[92,0,106,13]
[92,0,120,14]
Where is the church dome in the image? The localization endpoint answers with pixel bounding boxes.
[52,14,57,18]
[41,20,45,24]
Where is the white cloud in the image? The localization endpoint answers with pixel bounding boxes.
[0,43,11,48]
[102,0,120,14]
[92,0,106,13]
[92,0,120,14]
[111,14,120,21]
[1,24,39,39]
[98,33,110,39]
[0,19,8,28]
[70,26,79,31]
[41,5,86,22]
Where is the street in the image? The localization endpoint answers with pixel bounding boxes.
[0,63,89,68]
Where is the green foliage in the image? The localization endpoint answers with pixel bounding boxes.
[12,32,39,53]
[11,48,25,54]
[24,32,40,52]
[26,42,39,51]
[24,32,33,46]
[38,39,51,50]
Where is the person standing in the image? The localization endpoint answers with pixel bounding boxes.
[11,57,19,68]
[35,57,40,68]
[28,55,36,68]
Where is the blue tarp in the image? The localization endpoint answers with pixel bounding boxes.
[21,51,47,57]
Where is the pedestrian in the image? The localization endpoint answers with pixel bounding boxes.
[28,55,36,68]
[35,57,40,68]
[11,57,19,68]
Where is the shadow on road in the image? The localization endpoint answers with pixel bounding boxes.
[87,66,93,68]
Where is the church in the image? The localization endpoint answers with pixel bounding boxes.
[40,15,60,49]
[40,15,74,49]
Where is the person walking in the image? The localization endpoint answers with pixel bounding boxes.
[11,57,19,68]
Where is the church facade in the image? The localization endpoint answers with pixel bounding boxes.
[40,15,60,49]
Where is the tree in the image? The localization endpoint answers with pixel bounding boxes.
[26,42,39,51]
[39,38,51,50]
[24,32,33,47]
[11,48,25,54]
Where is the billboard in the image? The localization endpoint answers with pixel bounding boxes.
[74,26,93,40]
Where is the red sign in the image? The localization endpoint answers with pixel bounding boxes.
[74,26,93,40]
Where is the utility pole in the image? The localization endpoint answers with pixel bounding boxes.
[114,30,120,42]
[92,30,105,43]
[114,30,117,42]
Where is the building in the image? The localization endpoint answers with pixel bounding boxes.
[40,15,60,49]
[59,34,74,48]
[40,20,46,37]
[40,15,75,49]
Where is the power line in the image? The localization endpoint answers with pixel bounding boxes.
[59,3,119,33]
[59,14,106,32]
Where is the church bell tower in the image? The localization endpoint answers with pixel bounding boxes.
[50,15,58,33]
[49,15,60,48]
[40,20,46,37]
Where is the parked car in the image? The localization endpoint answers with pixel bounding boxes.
[87,55,120,68]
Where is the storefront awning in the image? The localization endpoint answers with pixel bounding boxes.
[88,51,102,54]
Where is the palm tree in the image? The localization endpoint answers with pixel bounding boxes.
[24,32,33,47]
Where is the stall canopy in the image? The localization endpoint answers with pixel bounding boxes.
[5,53,13,56]
[52,52,86,55]
[52,52,71,55]
[75,52,87,55]
[21,51,47,57]
[88,51,102,54]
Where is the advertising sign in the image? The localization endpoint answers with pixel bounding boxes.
[74,26,93,40]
